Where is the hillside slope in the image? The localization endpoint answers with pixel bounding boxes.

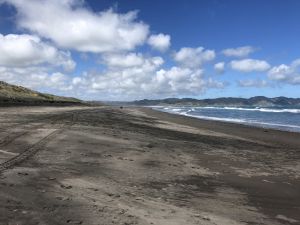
[0,81,81,106]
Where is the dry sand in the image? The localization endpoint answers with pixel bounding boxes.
[0,106,299,225]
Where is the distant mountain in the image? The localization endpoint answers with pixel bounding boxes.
[0,81,82,106]
[131,96,300,107]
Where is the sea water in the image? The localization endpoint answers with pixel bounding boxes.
[152,106,300,133]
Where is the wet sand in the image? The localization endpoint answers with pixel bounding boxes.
[0,106,299,225]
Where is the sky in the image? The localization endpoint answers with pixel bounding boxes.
[0,0,300,101]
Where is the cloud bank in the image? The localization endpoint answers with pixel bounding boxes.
[0,34,75,71]
[4,0,149,53]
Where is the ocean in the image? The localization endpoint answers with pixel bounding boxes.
[153,106,300,133]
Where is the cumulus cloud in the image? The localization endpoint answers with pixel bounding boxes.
[237,79,268,87]
[230,59,270,72]
[88,67,223,100]
[222,46,256,57]
[147,33,171,52]
[0,66,73,92]
[214,62,225,74]
[102,52,164,68]
[0,0,228,100]
[70,52,224,100]
[173,47,215,68]
[82,54,166,99]
[0,33,75,71]
[0,50,225,100]
[102,53,145,68]
[151,68,224,94]
[3,0,149,53]
[268,59,300,84]
[152,67,206,94]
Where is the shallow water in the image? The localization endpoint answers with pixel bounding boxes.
[153,106,300,133]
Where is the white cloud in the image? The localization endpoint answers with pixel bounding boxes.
[173,47,215,68]
[0,66,73,92]
[214,62,225,74]
[0,1,232,100]
[70,52,224,100]
[147,33,171,52]
[72,77,84,86]
[4,0,149,53]
[230,59,270,72]
[268,59,300,84]
[222,46,256,57]
[150,67,225,96]
[268,64,291,80]
[0,33,75,71]
[0,50,225,100]
[206,78,227,88]
[152,67,205,93]
[238,79,268,87]
[84,55,166,99]
[102,52,163,68]
[103,53,144,68]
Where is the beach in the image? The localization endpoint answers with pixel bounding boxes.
[0,106,299,225]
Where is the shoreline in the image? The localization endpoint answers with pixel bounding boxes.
[139,106,300,148]
[146,106,300,134]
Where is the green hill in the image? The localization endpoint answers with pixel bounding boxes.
[0,81,82,106]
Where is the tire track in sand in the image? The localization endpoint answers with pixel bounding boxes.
[0,112,78,172]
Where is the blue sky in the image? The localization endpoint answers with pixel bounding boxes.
[0,0,299,100]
